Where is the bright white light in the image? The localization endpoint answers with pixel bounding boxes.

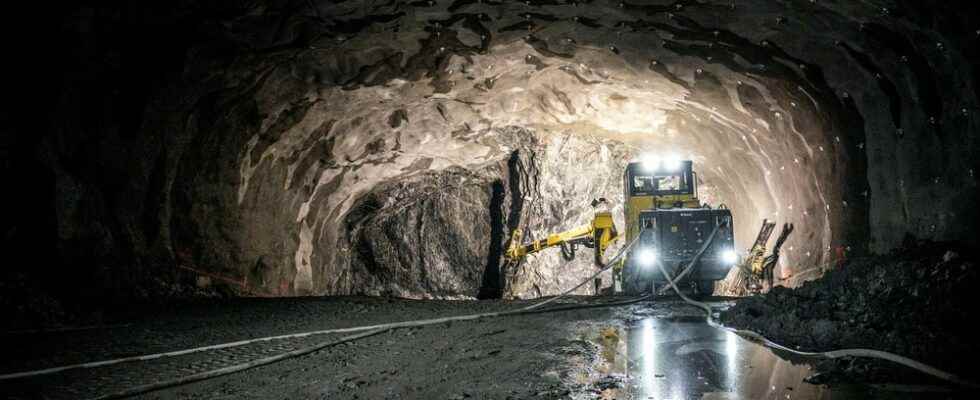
[640,154,660,171]
[722,249,738,264]
[662,154,682,171]
[636,248,658,267]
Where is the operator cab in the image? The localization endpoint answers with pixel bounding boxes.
[624,160,699,209]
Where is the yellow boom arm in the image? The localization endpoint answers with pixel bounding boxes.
[505,209,619,267]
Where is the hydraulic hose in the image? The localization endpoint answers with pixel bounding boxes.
[85,294,656,400]
[655,220,725,295]
[89,328,390,400]
[0,233,646,382]
[652,243,980,389]
[80,234,650,399]
[16,220,971,399]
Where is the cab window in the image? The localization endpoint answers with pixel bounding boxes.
[656,175,683,191]
[631,173,689,195]
[633,176,654,191]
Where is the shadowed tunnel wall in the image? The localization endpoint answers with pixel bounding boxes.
[2,1,978,313]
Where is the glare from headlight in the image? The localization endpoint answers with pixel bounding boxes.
[641,154,660,171]
[636,248,658,267]
[722,249,738,264]
[662,154,682,171]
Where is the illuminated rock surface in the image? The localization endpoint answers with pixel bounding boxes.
[3,1,978,309]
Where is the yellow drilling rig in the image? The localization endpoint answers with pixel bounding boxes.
[504,158,738,296]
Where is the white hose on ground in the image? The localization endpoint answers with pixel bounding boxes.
[655,219,725,295]
[88,294,658,400]
[0,234,645,382]
[653,253,980,389]
[638,219,977,387]
[82,236,651,399]
[89,328,391,400]
[12,221,973,394]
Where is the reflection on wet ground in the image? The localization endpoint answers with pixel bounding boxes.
[591,300,958,400]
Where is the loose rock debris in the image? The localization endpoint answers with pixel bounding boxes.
[721,238,979,384]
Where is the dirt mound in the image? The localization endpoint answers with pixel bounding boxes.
[720,238,979,384]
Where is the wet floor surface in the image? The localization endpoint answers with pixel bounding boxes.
[592,301,961,400]
[0,296,968,399]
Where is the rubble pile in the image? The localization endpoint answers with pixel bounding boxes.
[720,238,979,383]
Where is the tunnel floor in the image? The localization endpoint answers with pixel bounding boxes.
[0,297,965,399]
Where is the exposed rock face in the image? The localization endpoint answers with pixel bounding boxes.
[504,133,631,298]
[344,166,501,299]
[3,1,978,309]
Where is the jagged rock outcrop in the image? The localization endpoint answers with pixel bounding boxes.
[344,165,504,299]
[504,133,631,298]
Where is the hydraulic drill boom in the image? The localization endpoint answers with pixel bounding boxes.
[505,201,619,267]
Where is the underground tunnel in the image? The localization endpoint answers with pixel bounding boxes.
[1,0,979,399]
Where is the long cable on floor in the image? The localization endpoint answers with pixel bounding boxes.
[89,294,657,400]
[652,244,980,389]
[19,220,975,398]
[90,328,390,400]
[0,234,645,382]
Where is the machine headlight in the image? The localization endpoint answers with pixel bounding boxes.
[662,154,682,171]
[722,249,738,264]
[641,154,660,171]
[636,248,658,267]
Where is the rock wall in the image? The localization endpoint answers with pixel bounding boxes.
[504,133,631,298]
[3,1,978,310]
[343,166,500,299]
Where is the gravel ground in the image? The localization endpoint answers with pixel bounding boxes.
[0,296,633,399]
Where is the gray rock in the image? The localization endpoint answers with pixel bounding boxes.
[4,0,977,316]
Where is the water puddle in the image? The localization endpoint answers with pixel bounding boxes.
[588,309,956,400]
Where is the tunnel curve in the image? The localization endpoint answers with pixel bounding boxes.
[13,0,978,303]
